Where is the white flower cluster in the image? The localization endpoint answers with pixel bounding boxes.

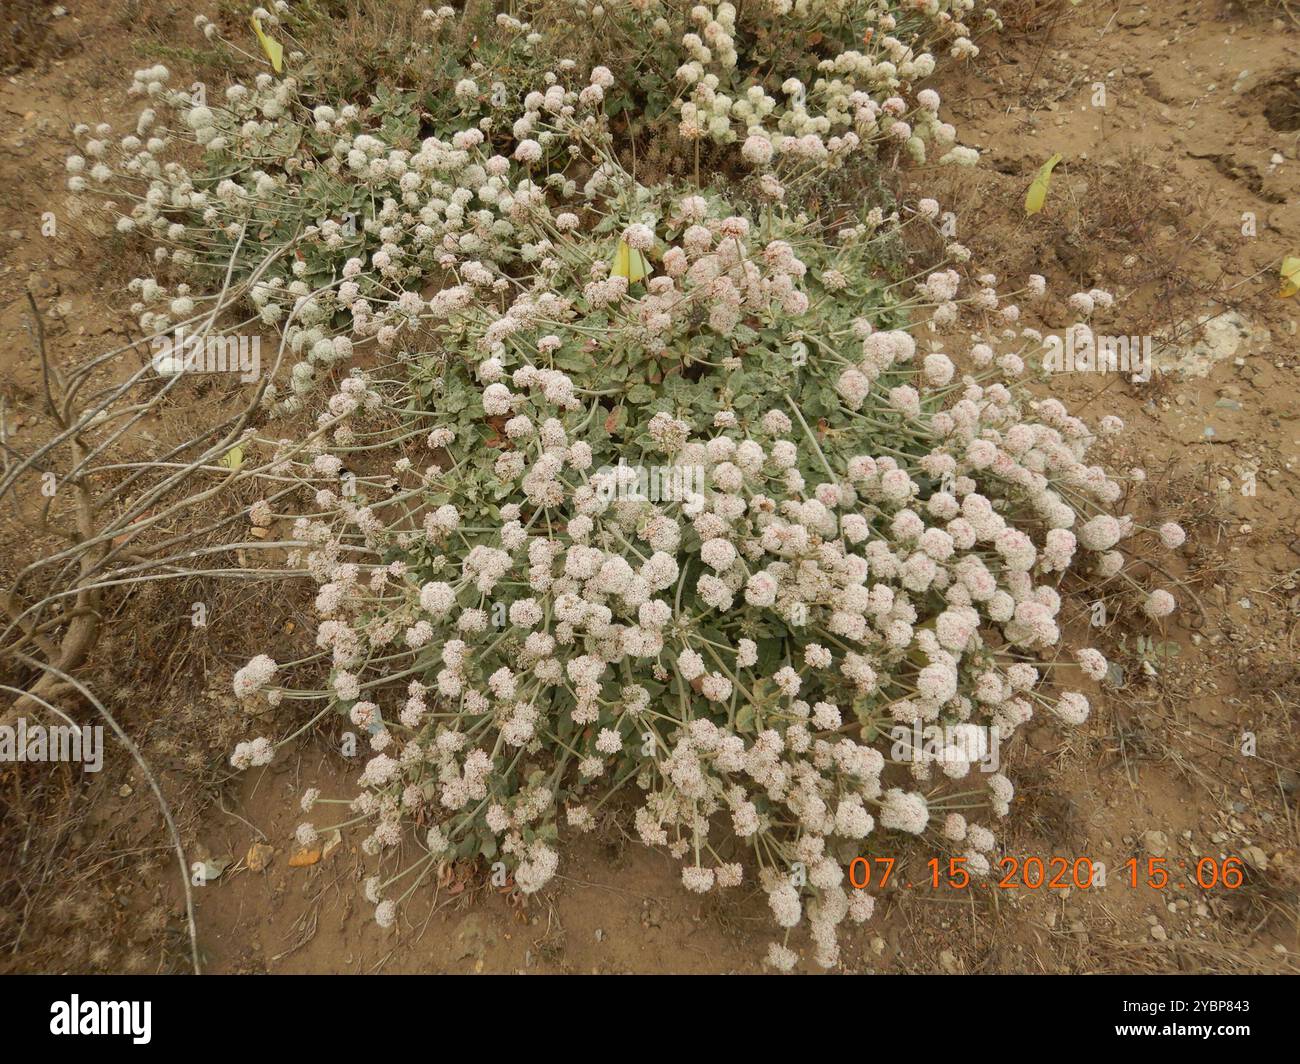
[663,1,979,173]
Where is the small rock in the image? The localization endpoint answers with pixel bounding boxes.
[246,842,275,873]
[1143,830,1170,857]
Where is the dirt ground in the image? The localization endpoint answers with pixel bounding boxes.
[1,0,1297,974]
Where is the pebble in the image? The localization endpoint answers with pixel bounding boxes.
[1143,829,1170,857]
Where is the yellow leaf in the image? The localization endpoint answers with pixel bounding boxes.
[611,238,651,283]
[1024,153,1063,216]
[1279,255,1300,298]
[219,444,244,470]
[250,14,284,74]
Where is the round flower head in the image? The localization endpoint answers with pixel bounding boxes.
[233,654,278,698]
[879,789,929,834]
[1078,515,1122,552]
[1144,589,1176,619]
[1157,522,1186,550]
[1076,648,1108,681]
[1051,692,1090,725]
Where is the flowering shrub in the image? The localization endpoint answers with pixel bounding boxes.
[64,2,1188,970]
